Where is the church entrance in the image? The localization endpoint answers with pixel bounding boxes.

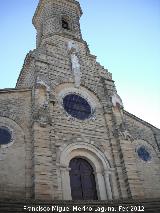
[69,158,98,200]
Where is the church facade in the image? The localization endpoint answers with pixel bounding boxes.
[0,0,160,201]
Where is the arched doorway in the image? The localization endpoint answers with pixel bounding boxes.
[69,158,98,200]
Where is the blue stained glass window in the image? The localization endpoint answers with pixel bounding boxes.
[63,94,92,120]
[137,146,151,162]
[0,127,12,145]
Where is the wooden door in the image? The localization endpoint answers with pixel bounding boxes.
[69,158,98,200]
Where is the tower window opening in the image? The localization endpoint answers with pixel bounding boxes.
[62,19,69,30]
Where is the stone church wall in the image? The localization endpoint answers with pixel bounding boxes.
[0,89,32,199]
[1,0,160,201]
[16,53,35,89]
[124,111,160,198]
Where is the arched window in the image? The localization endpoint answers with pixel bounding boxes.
[69,158,98,200]
[62,19,69,30]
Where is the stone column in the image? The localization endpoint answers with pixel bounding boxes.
[104,171,113,200]
[60,166,72,200]
[103,111,128,199]
[111,104,144,199]
[33,123,54,200]
[32,81,54,200]
[95,171,107,200]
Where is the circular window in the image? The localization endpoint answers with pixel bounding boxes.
[63,94,92,120]
[137,146,151,162]
[0,127,12,145]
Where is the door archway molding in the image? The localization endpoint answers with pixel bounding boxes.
[58,142,113,200]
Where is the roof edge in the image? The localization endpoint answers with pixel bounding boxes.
[0,88,32,93]
[124,110,160,131]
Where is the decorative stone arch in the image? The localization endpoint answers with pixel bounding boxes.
[0,111,24,130]
[58,142,114,200]
[56,83,100,105]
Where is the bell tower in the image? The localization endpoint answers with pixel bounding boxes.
[33,0,83,47]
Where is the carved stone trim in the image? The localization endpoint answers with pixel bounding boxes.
[33,105,52,128]
[57,87,97,121]
[36,77,50,92]
[67,41,81,88]
[33,77,51,127]
[112,92,123,108]
[113,123,134,142]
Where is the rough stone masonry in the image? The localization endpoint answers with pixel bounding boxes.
[0,0,160,201]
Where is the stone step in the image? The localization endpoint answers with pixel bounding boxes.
[0,199,160,213]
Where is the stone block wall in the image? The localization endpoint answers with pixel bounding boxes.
[0,89,32,199]
[16,53,35,89]
[1,0,160,202]
[124,111,160,198]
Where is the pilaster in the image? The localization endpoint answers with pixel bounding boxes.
[111,104,145,199]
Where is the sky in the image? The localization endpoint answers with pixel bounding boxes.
[0,0,160,129]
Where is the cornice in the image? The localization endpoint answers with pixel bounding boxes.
[0,88,31,93]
